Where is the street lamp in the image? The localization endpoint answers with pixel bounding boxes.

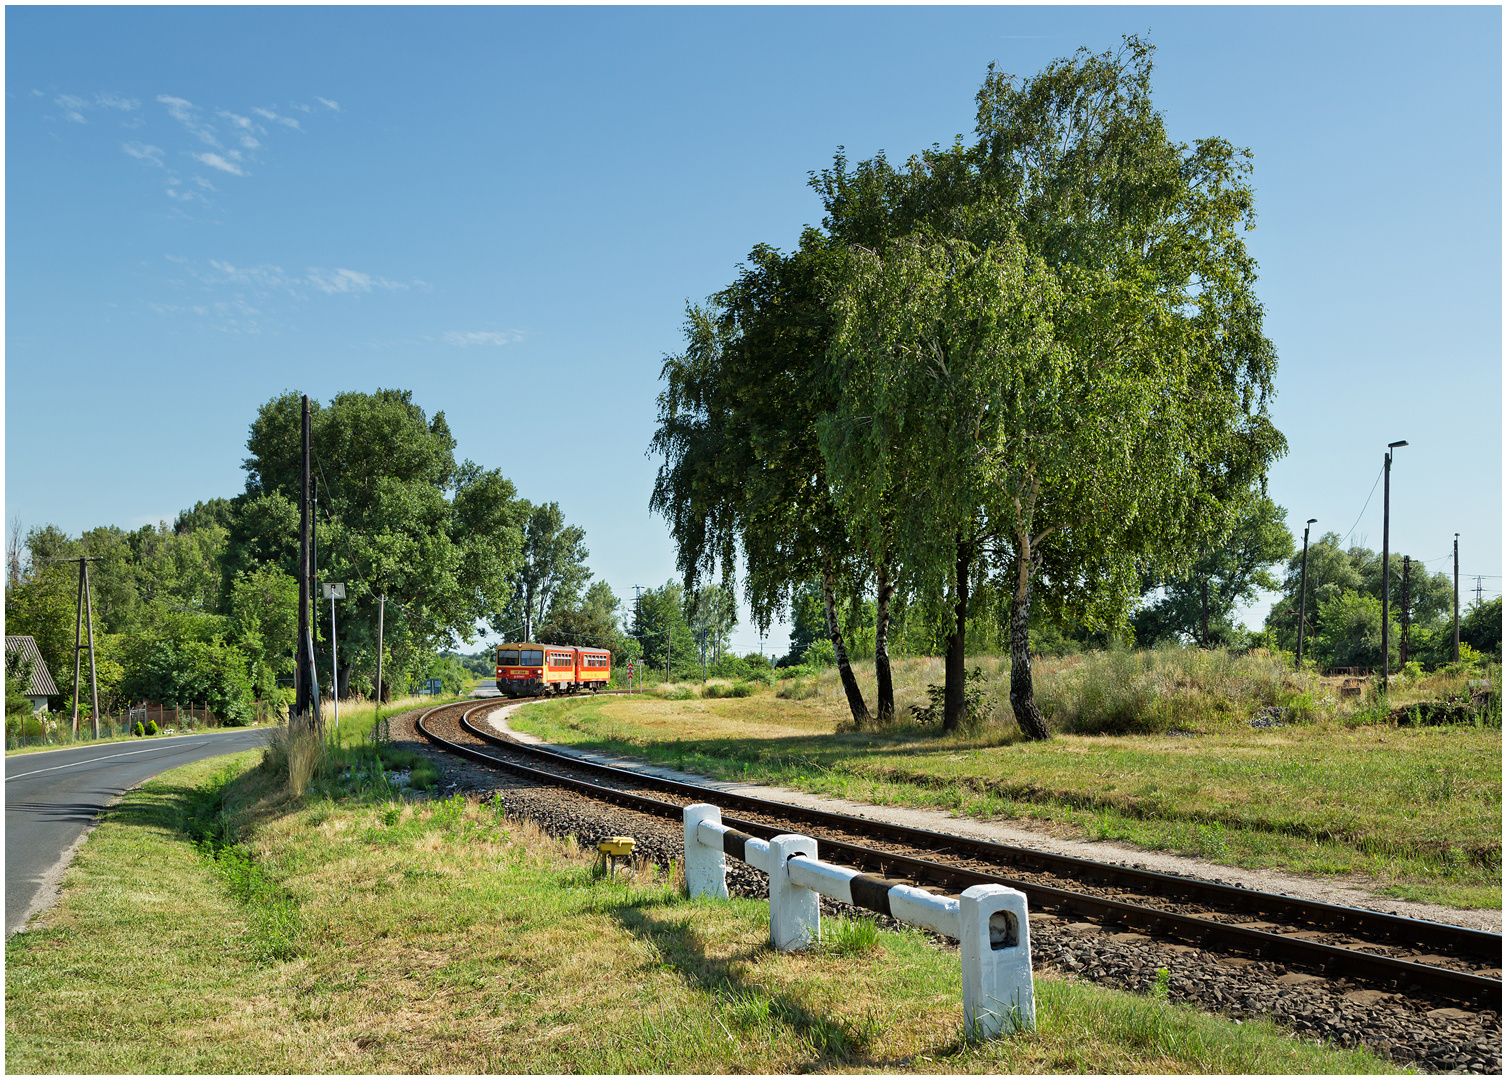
[1381,441,1408,688]
[1296,518,1318,667]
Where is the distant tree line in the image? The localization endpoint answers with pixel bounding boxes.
[5,388,626,727]
[1258,533,1498,670]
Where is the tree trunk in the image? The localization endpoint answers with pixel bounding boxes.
[1008,556,1052,740]
[943,539,972,733]
[822,562,870,727]
[1200,576,1209,647]
[874,558,895,723]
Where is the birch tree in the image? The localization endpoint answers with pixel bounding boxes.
[823,38,1285,736]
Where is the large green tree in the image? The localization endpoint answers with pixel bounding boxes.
[233,389,526,699]
[537,579,631,661]
[1132,493,1293,646]
[650,244,888,726]
[496,501,589,643]
[820,39,1284,736]
[629,580,699,681]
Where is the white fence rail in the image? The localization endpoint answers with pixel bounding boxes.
[683,803,1035,1039]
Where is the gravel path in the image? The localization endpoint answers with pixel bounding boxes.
[392,703,1502,1074]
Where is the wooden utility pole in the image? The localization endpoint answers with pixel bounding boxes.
[67,556,102,739]
[71,563,84,738]
[83,559,98,737]
[1453,534,1460,662]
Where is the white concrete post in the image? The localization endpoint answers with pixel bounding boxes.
[682,803,728,900]
[959,884,1034,1038]
[767,834,820,951]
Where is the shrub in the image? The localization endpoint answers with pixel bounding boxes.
[803,640,837,668]
[776,677,818,700]
[909,666,992,730]
[145,719,159,736]
[133,720,145,737]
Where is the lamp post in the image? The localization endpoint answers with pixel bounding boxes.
[1381,441,1407,688]
[1296,518,1317,667]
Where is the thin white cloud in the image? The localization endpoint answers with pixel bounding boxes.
[207,260,296,291]
[158,94,221,146]
[123,142,164,166]
[56,95,88,123]
[193,152,246,176]
[95,93,139,111]
[307,267,407,295]
[192,176,217,190]
[252,106,301,130]
[316,97,341,112]
[443,330,525,347]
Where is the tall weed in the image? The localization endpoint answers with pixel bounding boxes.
[262,723,326,797]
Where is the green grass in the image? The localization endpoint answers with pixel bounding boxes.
[506,687,1502,909]
[5,753,1402,1074]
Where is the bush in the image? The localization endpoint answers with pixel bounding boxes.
[802,639,837,668]
[909,666,991,731]
[145,719,159,736]
[133,720,145,737]
[118,627,256,726]
[703,682,754,699]
[775,677,818,700]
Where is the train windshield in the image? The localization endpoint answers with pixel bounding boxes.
[498,649,520,666]
[521,649,543,666]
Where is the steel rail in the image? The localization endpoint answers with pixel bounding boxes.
[415,702,1502,1010]
[456,704,1500,961]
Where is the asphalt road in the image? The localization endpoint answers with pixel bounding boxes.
[5,727,271,937]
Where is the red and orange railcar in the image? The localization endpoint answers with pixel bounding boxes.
[495,642,611,697]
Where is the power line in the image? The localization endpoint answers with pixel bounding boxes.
[1341,465,1384,545]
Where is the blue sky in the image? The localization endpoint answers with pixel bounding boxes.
[6,6,1501,655]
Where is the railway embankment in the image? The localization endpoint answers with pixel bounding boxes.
[3,710,1421,1075]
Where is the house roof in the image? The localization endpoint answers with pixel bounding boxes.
[5,636,60,697]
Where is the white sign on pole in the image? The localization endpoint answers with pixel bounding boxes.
[322,583,345,731]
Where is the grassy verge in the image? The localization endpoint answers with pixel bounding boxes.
[5,753,1397,1073]
[506,685,1502,910]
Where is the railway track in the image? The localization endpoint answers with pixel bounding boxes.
[414,697,1502,1014]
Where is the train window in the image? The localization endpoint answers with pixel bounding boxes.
[498,650,520,666]
[521,650,543,665]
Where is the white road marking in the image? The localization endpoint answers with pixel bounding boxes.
[5,732,257,782]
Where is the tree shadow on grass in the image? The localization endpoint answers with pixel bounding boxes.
[101,778,207,836]
[605,899,928,1070]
